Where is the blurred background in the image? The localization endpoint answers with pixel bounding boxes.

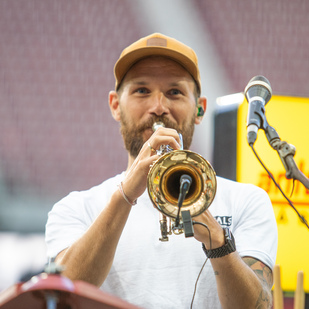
[0,0,308,305]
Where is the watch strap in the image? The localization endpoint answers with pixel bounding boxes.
[202,228,236,259]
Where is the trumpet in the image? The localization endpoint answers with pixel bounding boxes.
[147,122,217,241]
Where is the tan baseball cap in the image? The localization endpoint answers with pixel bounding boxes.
[114,33,201,94]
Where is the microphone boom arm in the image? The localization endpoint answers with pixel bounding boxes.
[265,125,309,190]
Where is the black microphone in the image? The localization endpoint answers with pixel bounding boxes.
[244,75,272,145]
[175,174,192,228]
[180,174,192,197]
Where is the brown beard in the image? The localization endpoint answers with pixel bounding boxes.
[119,111,196,158]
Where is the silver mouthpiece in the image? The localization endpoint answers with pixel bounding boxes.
[152,122,165,132]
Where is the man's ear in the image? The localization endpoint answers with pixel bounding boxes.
[195,97,207,124]
[109,91,121,121]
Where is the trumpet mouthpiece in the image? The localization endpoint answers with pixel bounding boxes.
[152,122,165,132]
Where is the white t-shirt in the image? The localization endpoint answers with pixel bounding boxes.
[45,174,278,309]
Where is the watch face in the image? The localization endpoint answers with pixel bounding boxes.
[223,228,229,240]
[224,228,236,250]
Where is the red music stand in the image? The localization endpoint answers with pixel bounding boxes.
[0,273,142,309]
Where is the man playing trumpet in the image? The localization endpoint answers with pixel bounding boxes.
[46,33,277,309]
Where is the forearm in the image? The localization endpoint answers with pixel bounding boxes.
[53,129,182,286]
[193,210,273,308]
[211,253,272,309]
[56,189,132,286]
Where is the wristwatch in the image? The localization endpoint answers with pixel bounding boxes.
[202,228,236,259]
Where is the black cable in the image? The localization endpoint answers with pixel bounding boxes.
[190,221,212,309]
[192,221,212,250]
[250,144,309,229]
[190,257,208,309]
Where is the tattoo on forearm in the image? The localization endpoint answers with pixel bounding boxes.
[255,289,271,309]
[243,257,273,308]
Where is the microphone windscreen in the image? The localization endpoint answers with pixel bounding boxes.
[244,75,272,105]
[180,174,192,184]
[248,75,271,86]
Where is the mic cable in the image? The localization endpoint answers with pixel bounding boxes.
[250,144,309,229]
[190,221,212,309]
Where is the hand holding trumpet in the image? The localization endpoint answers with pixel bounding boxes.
[121,124,182,206]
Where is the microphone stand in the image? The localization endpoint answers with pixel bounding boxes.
[244,75,309,228]
[264,124,309,190]
[251,117,309,228]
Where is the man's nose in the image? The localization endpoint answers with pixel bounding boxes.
[149,92,169,116]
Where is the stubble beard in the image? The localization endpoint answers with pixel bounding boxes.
[119,109,196,158]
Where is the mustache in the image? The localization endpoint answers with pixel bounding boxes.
[136,116,179,134]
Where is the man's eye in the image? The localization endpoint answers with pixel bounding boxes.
[135,88,149,94]
[169,89,181,95]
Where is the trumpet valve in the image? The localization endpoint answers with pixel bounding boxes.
[159,214,172,241]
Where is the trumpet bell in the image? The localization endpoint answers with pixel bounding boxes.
[147,150,216,219]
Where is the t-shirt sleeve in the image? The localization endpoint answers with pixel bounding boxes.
[233,184,278,269]
[45,191,89,258]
